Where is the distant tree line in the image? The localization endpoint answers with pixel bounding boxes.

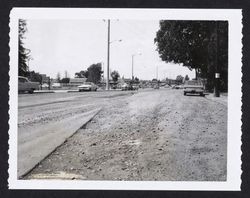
[154,20,228,92]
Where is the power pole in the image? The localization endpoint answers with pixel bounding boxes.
[156,65,158,80]
[131,53,141,81]
[106,19,110,90]
[132,55,134,80]
[214,21,220,97]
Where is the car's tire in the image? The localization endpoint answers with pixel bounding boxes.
[28,89,34,94]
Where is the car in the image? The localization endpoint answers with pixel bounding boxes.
[153,84,160,89]
[18,76,40,94]
[183,80,204,96]
[173,84,184,89]
[121,83,129,91]
[121,83,138,91]
[78,82,98,92]
[132,84,139,90]
[52,83,61,88]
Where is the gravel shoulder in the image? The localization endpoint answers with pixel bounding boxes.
[24,89,227,181]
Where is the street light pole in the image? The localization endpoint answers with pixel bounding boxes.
[106,19,110,90]
[131,53,141,80]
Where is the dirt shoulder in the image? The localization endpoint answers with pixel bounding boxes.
[25,89,227,181]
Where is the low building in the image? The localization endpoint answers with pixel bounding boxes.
[69,78,87,87]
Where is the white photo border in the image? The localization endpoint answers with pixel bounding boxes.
[9,8,242,190]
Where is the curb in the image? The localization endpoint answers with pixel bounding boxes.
[18,108,102,179]
[34,91,55,94]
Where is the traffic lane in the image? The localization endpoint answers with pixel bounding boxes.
[18,90,138,108]
[18,89,139,177]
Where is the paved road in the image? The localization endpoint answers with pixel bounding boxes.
[20,88,227,181]
[18,90,136,178]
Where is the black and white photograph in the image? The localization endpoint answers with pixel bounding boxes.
[8,8,242,190]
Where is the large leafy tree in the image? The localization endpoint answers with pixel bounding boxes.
[111,70,120,82]
[87,63,103,84]
[27,71,42,84]
[154,20,228,91]
[19,19,31,76]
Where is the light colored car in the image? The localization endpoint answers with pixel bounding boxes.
[18,76,39,94]
[183,80,204,96]
[172,84,183,89]
[121,83,129,91]
[52,83,61,88]
[41,83,49,88]
[78,82,98,92]
[153,84,160,89]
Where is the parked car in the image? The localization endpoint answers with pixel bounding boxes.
[132,85,139,90]
[78,82,98,92]
[183,80,204,96]
[52,83,61,88]
[121,83,129,91]
[18,76,39,94]
[153,84,160,89]
[41,83,49,88]
[172,84,183,89]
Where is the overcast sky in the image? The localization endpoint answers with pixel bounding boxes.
[24,19,195,80]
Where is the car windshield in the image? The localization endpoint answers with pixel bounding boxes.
[186,81,202,85]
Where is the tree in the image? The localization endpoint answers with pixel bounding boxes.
[184,75,190,81]
[87,63,103,84]
[56,72,61,83]
[134,77,139,83]
[60,78,70,84]
[154,20,228,91]
[75,70,89,78]
[111,70,120,82]
[176,75,184,84]
[27,71,42,84]
[19,19,31,76]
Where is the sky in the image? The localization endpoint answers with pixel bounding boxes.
[24,19,195,80]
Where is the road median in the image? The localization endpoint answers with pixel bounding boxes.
[18,107,102,178]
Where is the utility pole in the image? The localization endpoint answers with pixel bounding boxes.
[106,19,110,90]
[214,21,220,97]
[131,53,141,81]
[132,55,134,80]
[156,65,158,80]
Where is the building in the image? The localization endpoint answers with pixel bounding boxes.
[40,74,50,84]
[68,78,87,87]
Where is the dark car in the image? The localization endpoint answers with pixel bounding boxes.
[18,76,39,94]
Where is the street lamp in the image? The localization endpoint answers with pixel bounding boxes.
[132,53,142,80]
